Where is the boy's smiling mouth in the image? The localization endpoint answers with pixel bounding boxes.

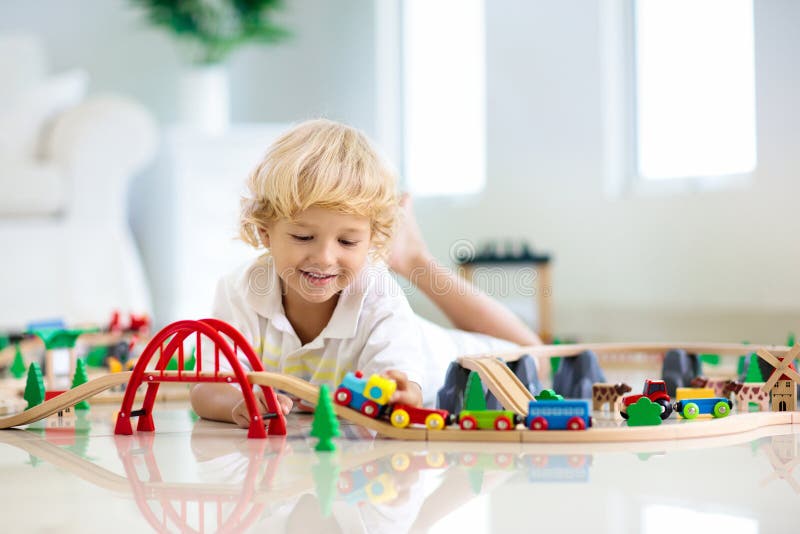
[299,269,337,286]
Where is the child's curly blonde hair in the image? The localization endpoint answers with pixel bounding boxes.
[240,119,398,259]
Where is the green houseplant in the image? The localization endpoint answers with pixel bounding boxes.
[131,0,291,132]
[130,0,291,65]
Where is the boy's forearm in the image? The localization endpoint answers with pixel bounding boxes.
[406,254,542,346]
[190,383,241,423]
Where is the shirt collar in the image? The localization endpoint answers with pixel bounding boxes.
[241,254,374,340]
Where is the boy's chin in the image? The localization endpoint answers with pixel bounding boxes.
[299,290,338,303]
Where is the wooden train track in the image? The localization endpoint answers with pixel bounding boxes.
[1,357,798,443]
[458,356,533,416]
[462,341,792,362]
[0,372,131,429]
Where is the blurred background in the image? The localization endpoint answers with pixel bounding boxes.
[0,0,797,345]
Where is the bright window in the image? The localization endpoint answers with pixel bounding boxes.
[635,0,757,181]
[402,0,486,196]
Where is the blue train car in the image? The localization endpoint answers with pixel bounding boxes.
[675,397,733,419]
[334,371,396,418]
[525,399,592,430]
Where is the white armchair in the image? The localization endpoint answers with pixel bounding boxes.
[0,34,157,328]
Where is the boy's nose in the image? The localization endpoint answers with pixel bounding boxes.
[310,240,337,267]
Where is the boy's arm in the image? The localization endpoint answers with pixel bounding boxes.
[402,254,542,346]
[191,383,293,427]
[357,301,428,407]
[190,383,241,424]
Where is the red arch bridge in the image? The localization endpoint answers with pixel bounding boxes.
[114,319,287,438]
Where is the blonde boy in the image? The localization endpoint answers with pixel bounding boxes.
[191,119,540,428]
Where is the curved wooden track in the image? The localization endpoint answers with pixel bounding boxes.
[1,368,798,444]
[247,372,426,440]
[458,357,534,416]
[460,341,793,362]
[0,372,131,429]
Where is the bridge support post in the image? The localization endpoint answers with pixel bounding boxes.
[115,412,134,435]
[137,411,155,432]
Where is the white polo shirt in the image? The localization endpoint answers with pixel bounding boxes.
[203,255,517,406]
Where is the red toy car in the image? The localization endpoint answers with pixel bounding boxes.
[620,379,673,420]
[388,404,454,430]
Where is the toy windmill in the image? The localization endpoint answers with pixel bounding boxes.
[756,345,800,412]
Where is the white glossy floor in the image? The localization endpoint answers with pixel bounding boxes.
[0,402,798,534]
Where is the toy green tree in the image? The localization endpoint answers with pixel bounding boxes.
[312,452,340,517]
[465,371,487,411]
[744,353,764,382]
[10,343,26,379]
[23,362,45,409]
[70,359,90,410]
[311,384,340,452]
[627,397,662,426]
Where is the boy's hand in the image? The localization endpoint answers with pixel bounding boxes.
[231,389,293,429]
[384,370,423,407]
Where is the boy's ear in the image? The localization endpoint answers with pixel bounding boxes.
[259,228,271,248]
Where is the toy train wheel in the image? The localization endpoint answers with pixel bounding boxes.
[567,416,586,430]
[337,473,354,493]
[391,409,411,428]
[391,453,411,472]
[334,387,352,406]
[361,400,380,418]
[363,462,379,477]
[656,399,673,420]
[426,451,447,468]
[425,413,446,430]
[682,402,700,419]
[494,415,513,431]
[495,453,514,468]
[460,415,478,430]
[531,455,548,468]
[460,452,478,466]
[713,401,731,418]
[529,416,548,431]
[568,455,587,468]
[620,409,629,420]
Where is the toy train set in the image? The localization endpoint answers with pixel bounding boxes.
[2,318,798,444]
[334,371,740,432]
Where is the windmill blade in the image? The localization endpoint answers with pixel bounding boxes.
[757,348,781,369]
[784,344,800,361]
[763,371,780,393]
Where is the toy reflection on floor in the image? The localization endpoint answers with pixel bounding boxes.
[6,408,800,532]
[759,433,800,493]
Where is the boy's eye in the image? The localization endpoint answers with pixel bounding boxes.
[290,234,313,241]
[339,239,359,247]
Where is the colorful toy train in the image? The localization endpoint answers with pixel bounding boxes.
[333,371,592,431]
[620,379,733,421]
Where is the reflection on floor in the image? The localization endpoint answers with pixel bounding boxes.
[1,405,799,533]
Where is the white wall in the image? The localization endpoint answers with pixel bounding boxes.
[408,0,800,344]
[3,1,797,342]
[0,0,376,128]
[0,0,378,325]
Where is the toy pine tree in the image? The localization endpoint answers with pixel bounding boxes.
[185,346,196,370]
[10,343,26,379]
[70,359,90,410]
[23,362,45,409]
[464,371,487,411]
[312,452,340,517]
[311,384,340,452]
[744,353,764,382]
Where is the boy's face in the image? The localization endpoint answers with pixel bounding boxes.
[262,207,372,306]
